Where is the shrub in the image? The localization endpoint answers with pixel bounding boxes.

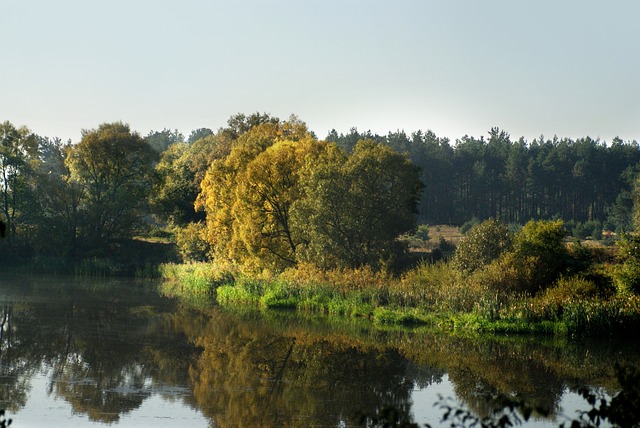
[452,218,513,274]
[431,237,456,262]
[611,234,640,295]
[572,220,603,240]
[396,261,460,309]
[468,251,537,296]
[413,224,430,241]
[512,219,568,292]
[460,217,480,234]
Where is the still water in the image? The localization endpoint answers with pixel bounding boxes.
[0,274,637,427]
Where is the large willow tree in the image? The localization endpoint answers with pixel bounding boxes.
[197,117,422,271]
[195,117,314,270]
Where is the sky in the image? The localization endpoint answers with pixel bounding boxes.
[1,0,639,144]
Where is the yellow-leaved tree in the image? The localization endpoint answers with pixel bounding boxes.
[233,137,329,270]
[195,116,314,270]
[196,116,422,272]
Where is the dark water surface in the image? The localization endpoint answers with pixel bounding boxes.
[0,274,637,427]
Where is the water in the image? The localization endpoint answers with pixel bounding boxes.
[0,273,636,427]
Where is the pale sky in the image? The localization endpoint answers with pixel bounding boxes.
[1,0,639,143]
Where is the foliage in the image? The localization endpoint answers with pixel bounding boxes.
[293,139,422,269]
[3,116,640,275]
[468,251,537,297]
[175,222,210,262]
[330,130,640,228]
[143,128,184,153]
[187,127,213,144]
[196,116,314,271]
[0,410,11,427]
[431,236,457,261]
[606,189,634,233]
[396,261,471,311]
[233,137,327,270]
[612,234,640,295]
[0,121,38,241]
[452,218,513,274]
[66,122,156,254]
[571,363,640,428]
[23,136,83,258]
[151,133,232,225]
[430,364,640,428]
[570,220,603,240]
[413,224,430,241]
[511,219,569,292]
[460,217,480,234]
[196,119,421,273]
[160,261,234,295]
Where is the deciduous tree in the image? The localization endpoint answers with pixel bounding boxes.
[66,122,155,253]
[196,117,312,267]
[0,121,38,240]
[293,139,422,269]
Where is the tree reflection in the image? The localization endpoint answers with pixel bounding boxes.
[0,301,40,412]
[184,309,418,427]
[0,275,199,422]
[0,274,639,426]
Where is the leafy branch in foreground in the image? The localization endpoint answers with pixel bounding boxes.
[361,364,640,428]
[0,410,11,427]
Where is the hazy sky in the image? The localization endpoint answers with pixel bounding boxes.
[2,0,639,143]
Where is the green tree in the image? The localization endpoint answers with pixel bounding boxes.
[612,233,640,295]
[151,133,232,226]
[452,218,513,274]
[512,219,568,291]
[25,137,83,257]
[293,139,422,269]
[0,121,38,240]
[143,128,184,154]
[187,127,213,144]
[66,122,155,253]
[175,221,210,262]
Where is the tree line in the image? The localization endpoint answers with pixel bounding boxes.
[328,127,640,229]
[1,114,639,270]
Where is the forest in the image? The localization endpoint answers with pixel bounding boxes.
[1,112,639,273]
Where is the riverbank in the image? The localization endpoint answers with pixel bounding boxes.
[0,237,179,277]
[159,257,640,338]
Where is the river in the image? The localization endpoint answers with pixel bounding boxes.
[0,273,637,427]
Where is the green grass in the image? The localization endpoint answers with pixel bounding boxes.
[159,262,234,294]
[159,257,640,336]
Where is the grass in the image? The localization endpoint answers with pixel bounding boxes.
[158,225,640,337]
[161,258,640,337]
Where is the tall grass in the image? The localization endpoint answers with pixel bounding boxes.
[159,262,235,294]
[160,254,640,336]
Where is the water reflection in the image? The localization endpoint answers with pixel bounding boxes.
[0,274,199,423]
[185,309,433,426]
[0,274,638,426]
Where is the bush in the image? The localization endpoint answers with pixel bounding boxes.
[452,218,513,274]
[468,251,537,296]
[512,219,568,292]
[396,261,461,309]
[460,217,480,234]
[413,224,430,241]
[611,234,640,295]
[431,237,456,262]
[572,220,603,240]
